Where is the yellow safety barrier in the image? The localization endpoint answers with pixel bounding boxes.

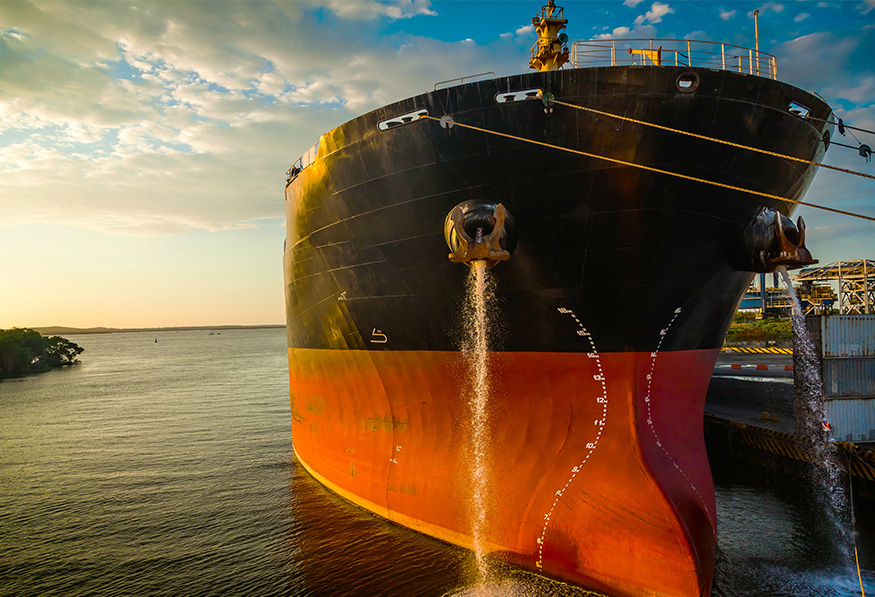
[705,413,875,482]
[721,346,792,354]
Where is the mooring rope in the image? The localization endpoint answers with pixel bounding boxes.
[424,116,875,224]
[550,99,875,183]
[806,114,875,138]
[844,450,867,597]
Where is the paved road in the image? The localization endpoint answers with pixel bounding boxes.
[706,353,795,433]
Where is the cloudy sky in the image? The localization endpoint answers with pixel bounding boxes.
[1,0,873,328]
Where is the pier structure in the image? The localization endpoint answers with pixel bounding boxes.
[708,313,875,497]
[704,412,875,497]
[796,260,875,315]
[705,351,875,498]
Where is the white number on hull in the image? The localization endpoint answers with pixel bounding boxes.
[537,307,610,570]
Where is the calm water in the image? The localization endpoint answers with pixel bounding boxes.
[1,328,873,596]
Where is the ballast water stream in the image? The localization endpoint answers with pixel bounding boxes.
[463,259,493,587]
[778,266,854,567]
[453,261,595,597]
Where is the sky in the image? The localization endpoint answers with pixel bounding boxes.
[1,0,873,329]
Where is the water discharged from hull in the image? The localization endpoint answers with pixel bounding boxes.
[778,266,852,563]
[463,260,494,586]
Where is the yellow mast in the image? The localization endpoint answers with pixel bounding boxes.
[529,0,570,72]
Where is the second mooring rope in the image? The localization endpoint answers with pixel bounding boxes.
[845,451,867,597]
[425,116,875,223]
[551,98,875,183]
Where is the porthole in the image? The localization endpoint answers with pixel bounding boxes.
[676,72,699,93]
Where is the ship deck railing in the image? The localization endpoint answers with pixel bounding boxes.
[570,38,777,80]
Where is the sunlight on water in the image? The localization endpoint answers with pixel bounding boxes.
[448,580,580,597]
[463,260,493,585]
[443,564,605,597]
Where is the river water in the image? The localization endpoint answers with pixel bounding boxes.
[1,328,873,596]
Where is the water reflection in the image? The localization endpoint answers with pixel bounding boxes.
[711,453,873,596]
[284,457,469,596]
[3,329,873,596]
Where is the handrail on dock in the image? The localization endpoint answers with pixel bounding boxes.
[571,38,778,80]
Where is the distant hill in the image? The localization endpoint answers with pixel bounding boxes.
[33,325,285,336]
[34,327,120,335]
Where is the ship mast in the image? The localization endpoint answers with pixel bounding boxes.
[529,0,570,72]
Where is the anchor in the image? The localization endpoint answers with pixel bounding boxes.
[740,208,818,273]
[444,200,517,267]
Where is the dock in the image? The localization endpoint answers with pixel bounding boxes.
[704,352,875,498]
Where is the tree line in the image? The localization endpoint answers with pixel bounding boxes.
[725,314,793,344]
[0,328,84,379]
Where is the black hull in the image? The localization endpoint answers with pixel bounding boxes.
[284,66,830,354]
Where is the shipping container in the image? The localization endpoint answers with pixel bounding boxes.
[801,315,875,442]
[822,358,875,399]
[826,399,875,442]
[803,314,875,400]
[820,315,875,358]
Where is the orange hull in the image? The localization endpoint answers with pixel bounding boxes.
[289,347,717,597]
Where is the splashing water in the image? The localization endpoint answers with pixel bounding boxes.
[777,266,852,564]
[444,558,603,597]
[463,260,494,586]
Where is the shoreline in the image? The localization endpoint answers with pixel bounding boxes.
[32,324,285,336]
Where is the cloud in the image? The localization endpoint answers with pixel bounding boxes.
[0,1,525,237]
[613,27,632,38]
[774,31,866,100]
[324,0,436,20]
[754,2,784,15]
[1,28,28,41]
[593,24,658,41]
[591,2,667,40]
[623,0,645,6]
[720,10,736,21]
[633,2,674,26]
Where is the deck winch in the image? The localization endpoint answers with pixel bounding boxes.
[444,200,517,267]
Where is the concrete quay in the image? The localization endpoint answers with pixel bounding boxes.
[704,353,875,497]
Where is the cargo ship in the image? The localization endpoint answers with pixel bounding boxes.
[283,3,831,595]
